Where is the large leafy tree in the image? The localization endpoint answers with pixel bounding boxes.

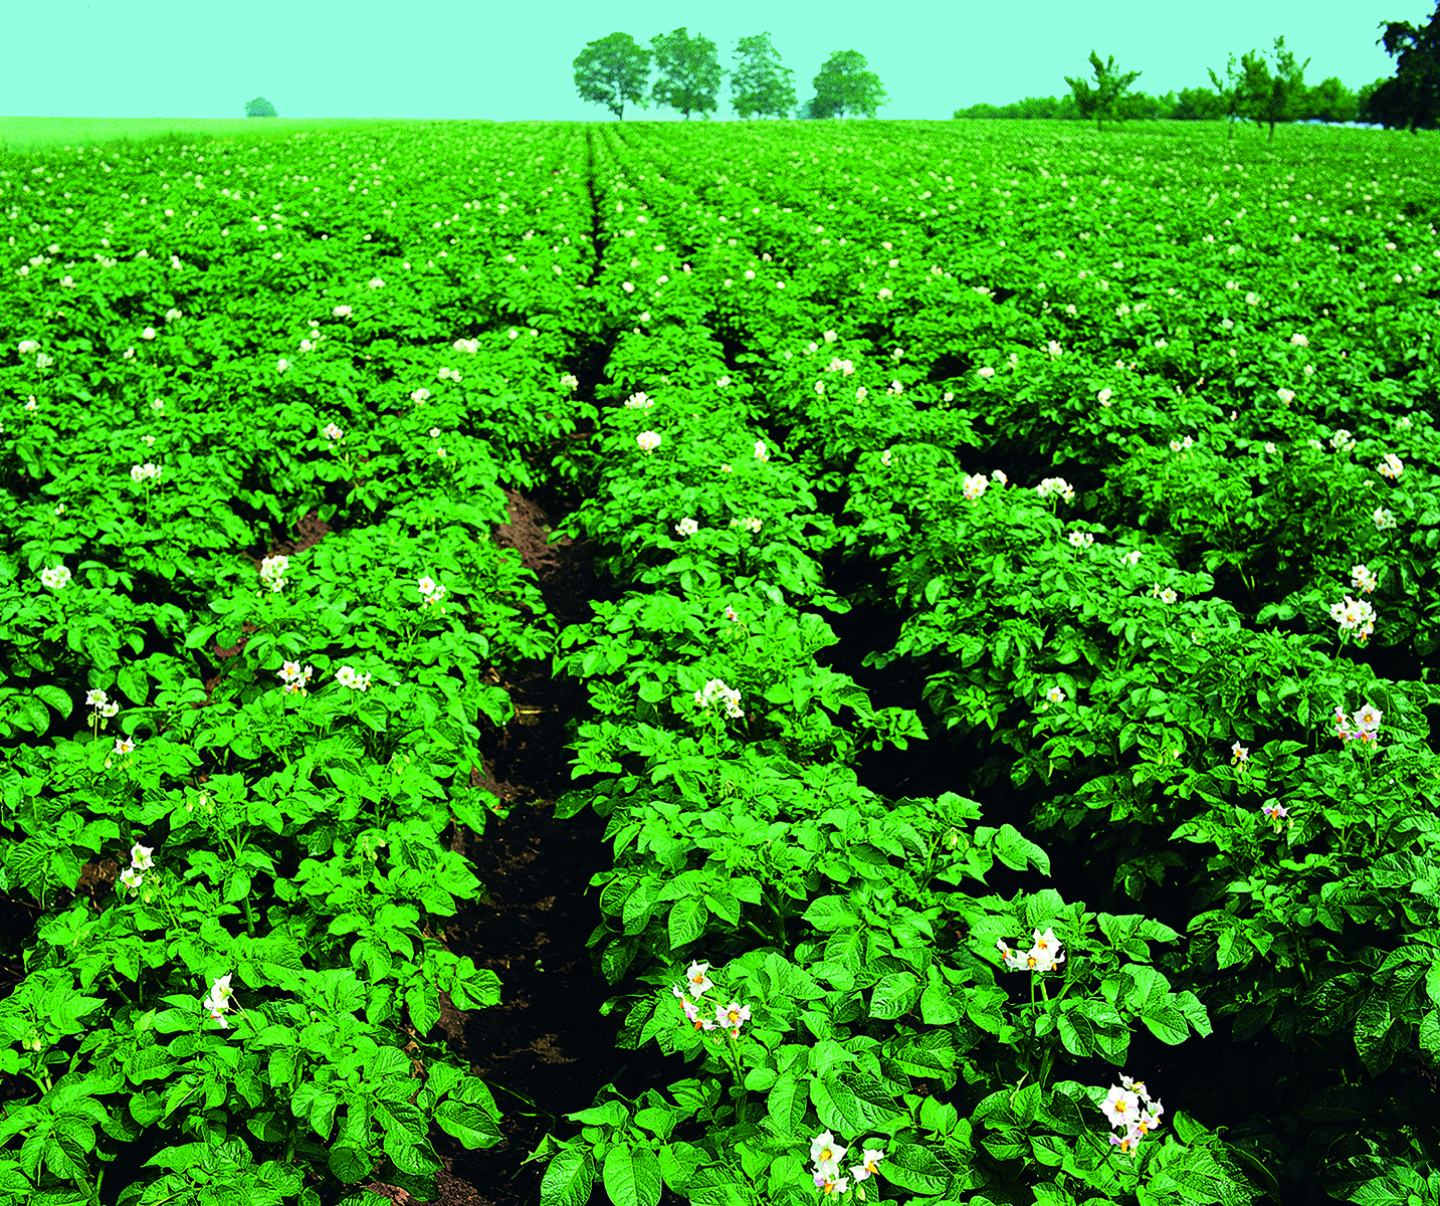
[1375,2,1440,131]
[730,32,796,118]
[1240,36,1310,141]
[1064,51,1141,131]
[650,27,722,119]
[808,50,887,118]
[244,97,277,118]
[574,33,652,120]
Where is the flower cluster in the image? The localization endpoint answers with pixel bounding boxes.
[113,736,136,756]
[118,841,153,893]
[1329,595,1376,642]
[962,473,988,501]
[129,462,160,483]
[1067,531,1095,549]
[694,678,743,719]
[1334,702,1382,744]
[754,440,769,462]
[335,666,373,692]
[560,372,579,392]
[1350,564,1378,594]
[1260,799,1288,825]
[277,661,314,695]
[417,576,447,608]
[203,974,237,1030]
[1377,453,1404,480]
[259,554,288,593]
[670,962,752,1038]
[322,422,343,442]
[675,517,699,537]
[624,391,654,409]
[1035,476,1075,503]
[1168,435,1194,453]
[1373,507,1397,531]
[86,688,120,724]
[996,927,1065,973]
[809,1131,884,1197]
[730,516,762,534]
[1100,1076,1164,1155]
[637,430,662,453]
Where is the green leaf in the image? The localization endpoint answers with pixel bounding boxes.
[1141,1003,1190,1045]
[993,823,1050,874]
[869,972,921,1020]
[406,982,441,1036]
[540,1147,596,1206]
[803,896,858,932]
[117,666,149,706]
[767,1072,808,1137]
[667,898,706,951]
[602,1144,662,1206]
[327,1144,373,1183]
[436,1101,502,1150]
[882,1142,952,1194]
[32,685,74,719]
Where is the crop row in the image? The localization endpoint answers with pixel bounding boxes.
[0,126,598,1202]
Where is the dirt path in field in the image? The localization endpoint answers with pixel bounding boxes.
[398,491,611,1206]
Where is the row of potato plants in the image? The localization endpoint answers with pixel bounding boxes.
[535,131,1258,1206]
[597,122,1440,1203]
[0,125,600,1203]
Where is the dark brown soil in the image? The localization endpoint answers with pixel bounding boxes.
[419,489,617,1206]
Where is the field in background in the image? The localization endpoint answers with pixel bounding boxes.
[0,115,427,149]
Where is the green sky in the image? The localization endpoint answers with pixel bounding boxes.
[3,0,1430,120]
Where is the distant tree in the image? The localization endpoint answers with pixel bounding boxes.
[808,50,887,118]
[1116,90,1175,120]
[1241,36,1310,140]
[1208,53,1246,136]
[731,32,796,118]
[1175,85,1225,120]
[1377,2,1440,131]
[651,27,722,119]
[1303,76,1359,122]
[244,97,277,118]
[1064,51,1141,131]
[574,33,652,120]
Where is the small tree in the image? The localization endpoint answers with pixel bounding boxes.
[1377,2,1440,131]
[731,32,796,118]
[574,33,652,120]
[1241,37,1310,141]
[244,97,277,118]
[1208,53,1245,137]
[808,50,887,118]
[1064,51,1141,131]
[651,27,723,119]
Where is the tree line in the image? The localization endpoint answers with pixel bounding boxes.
[957,3,1440,134]
[572,31,886,120]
